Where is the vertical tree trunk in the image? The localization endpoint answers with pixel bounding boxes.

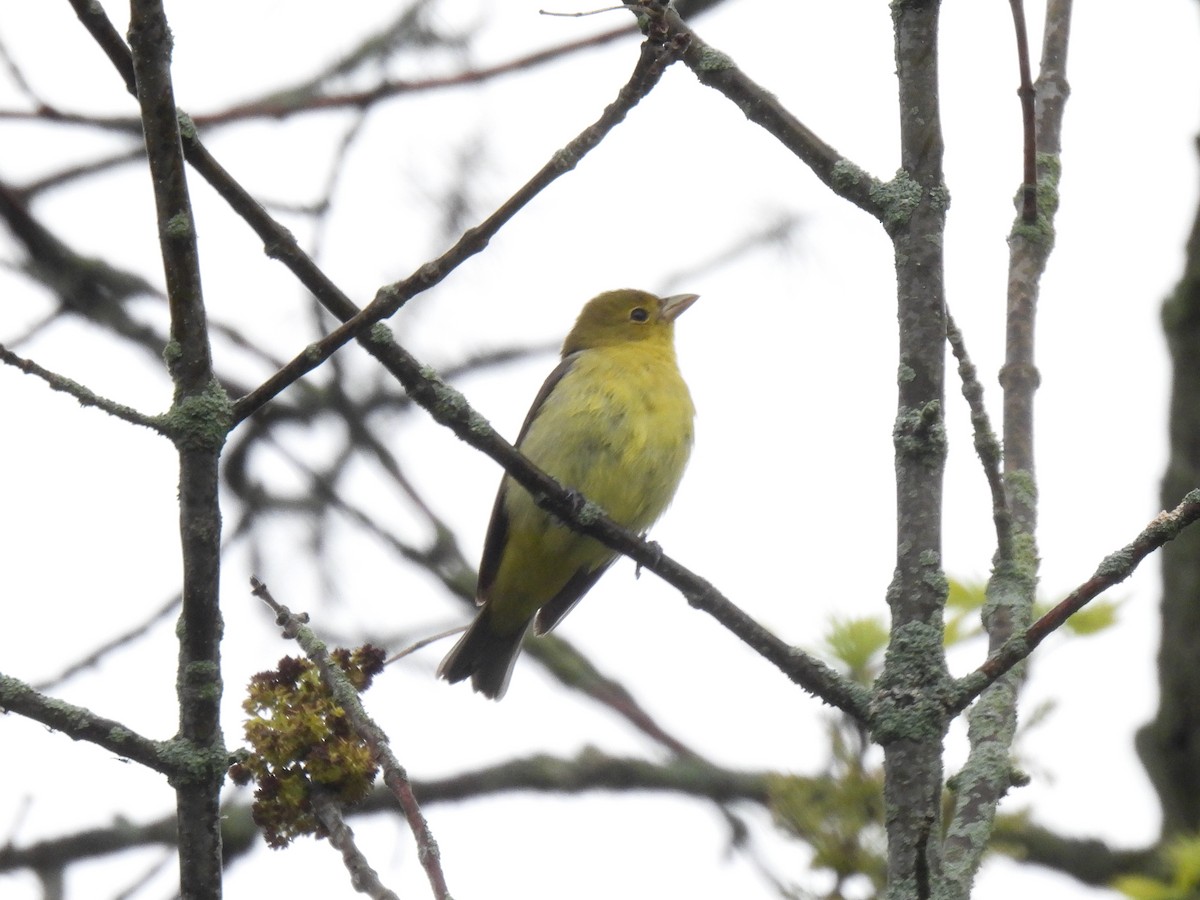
[1136,132,1200,837]
[880,2,953,895]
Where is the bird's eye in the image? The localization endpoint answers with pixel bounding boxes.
[629,307,649,322]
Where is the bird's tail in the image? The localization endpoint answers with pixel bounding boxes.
[437,606,531,700]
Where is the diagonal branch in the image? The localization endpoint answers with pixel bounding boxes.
[32,593,181,692]
[310,789,400,900]
[990,817,1161,886]
[952,489,1200,712]
[658,6,886,220]
[203,26,637,126]
[0,343,168,434]
[367,355,867,716]
[0,672,173,775]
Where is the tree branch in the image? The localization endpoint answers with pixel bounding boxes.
[127,3,228,898]
[0,672,173,775]
[0,343,167,433]
[874,0,953,894]
[942,3,1074,892]
[0,748,768,876]
[991,816,1160,886]
[658,6,886,221]
[953,489,1200,709]
[1008,0,1038,223]
[310,790,400,900]
[945,312,1012,558]
[202,27,638,126]
[31,593,181,692]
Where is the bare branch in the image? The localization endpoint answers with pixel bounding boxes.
[990,817,1160,886]
[127,3,227,898]
[0,749,768,875]
[310,790,401,900]
[660,6,886,220]
[1008,0,1038,223]
[0,672,172,774]
[0,343,168,434]
[943,3,1076,890]
[201,27,636,126]
[945,312,1012,558]
[32,593,181,692]
[413,748,769,804]
[953,489,1200,711]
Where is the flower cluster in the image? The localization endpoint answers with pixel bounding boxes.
[229,645,386,848]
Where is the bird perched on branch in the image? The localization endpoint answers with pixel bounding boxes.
[437,288,698,699]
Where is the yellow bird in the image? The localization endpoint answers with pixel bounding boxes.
[437,289,698,699]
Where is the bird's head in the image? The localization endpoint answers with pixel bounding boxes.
[561,289,698,356]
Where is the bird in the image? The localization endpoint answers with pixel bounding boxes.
[437,288,698,699]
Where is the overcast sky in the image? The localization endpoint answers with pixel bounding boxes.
[2,2,1199,898]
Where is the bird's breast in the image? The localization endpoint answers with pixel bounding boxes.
[515,343,694,533]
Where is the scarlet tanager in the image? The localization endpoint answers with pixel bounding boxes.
[437,289,698,699]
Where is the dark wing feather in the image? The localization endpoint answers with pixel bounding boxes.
[474,487,509,602]
[476,353,581,602]
[532,557,616,635]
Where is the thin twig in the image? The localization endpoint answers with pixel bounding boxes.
[387,628,465,664]
[0,31,40,107]
[0,672,172,774]
[198,26,638,125]
[952,489,1200,712]
[32,593,181,692]
[657,6,886,221]
[111,853,174,900]
[540,4,631,17]
[310,790,400,900]
[945,311,1012,558]
[0,344,168,434]
[1008,0,1038,223]
[21,147,146,196]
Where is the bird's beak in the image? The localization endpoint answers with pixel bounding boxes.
[660,293,699,322]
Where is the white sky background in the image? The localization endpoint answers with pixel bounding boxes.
[1,1,1198,898]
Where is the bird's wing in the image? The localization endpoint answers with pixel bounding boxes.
[532,558,615,635]
[476,352,581,602]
